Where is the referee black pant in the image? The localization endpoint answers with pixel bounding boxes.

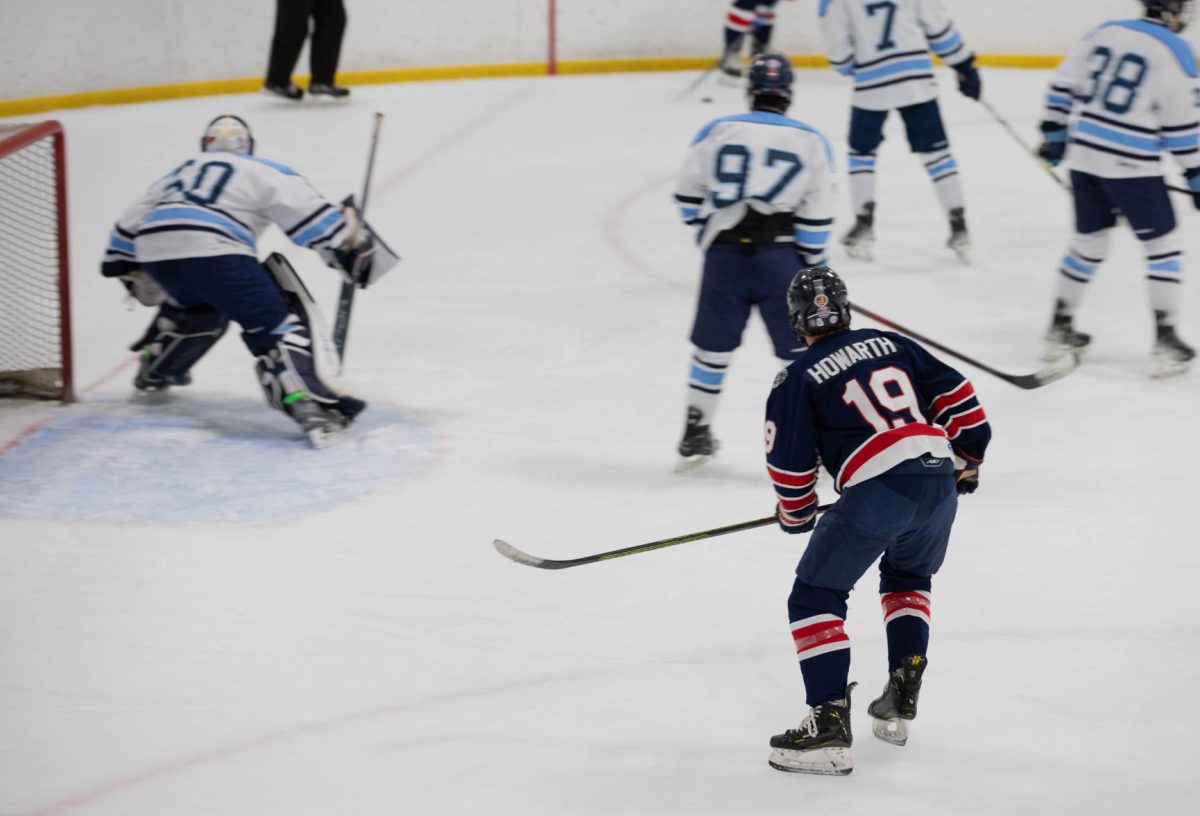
[265,0,347,87]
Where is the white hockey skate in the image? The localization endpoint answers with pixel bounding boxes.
[288,399,350,449]
[842,204,875,262]
[1151,312,1194,378]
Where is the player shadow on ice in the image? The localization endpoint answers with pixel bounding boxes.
[0,396,438,523]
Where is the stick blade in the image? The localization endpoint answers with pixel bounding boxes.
[1006,351,1078,389]
[493,539,562,569]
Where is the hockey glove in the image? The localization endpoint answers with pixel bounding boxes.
[119,270,167,307]
[1037,123,1068,167]
[955,469,980,496]
[954,58,982,101]
[776,503,816,534]
[1186,168,1200,211]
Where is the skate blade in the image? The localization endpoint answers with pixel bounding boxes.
[1042,341,1088,363]
[768,746,853,776]
[305,423,349,449]
[674,453,715,474]
[1151,357,1192,379]
[843,243,874,262]
[717,71,744,87]
[871,717,909,746]
[949,242,971,264]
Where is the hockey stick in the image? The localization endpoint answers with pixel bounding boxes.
[851,303,1076,389]
[676,61,719,100]
[979,99,1191,196]
[494,504,833,570]
[332,112,384,366]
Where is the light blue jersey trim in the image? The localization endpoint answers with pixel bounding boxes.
[1162,132,1200,150]
[144,206,256,246]
[930,31,963,56]
[242,155,301,176]
[819,0,834,17]
[294,210,344,246]
[855,58,934,84]
[692,112,836,166]
[1101,20,1199,78]
[108,234,135,254]
[1073,120,1161,153]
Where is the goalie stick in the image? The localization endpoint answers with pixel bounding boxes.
[494,505,833,570]
[332,112,384,367]
[851,303,1077,389]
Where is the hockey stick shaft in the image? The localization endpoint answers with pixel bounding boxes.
[851,303,1076,389]
[494,504,833,570]
[333,112,385,363]
[980,99,1191,196]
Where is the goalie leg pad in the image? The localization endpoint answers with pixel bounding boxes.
[253,313,367,422]
[130,304,229,390]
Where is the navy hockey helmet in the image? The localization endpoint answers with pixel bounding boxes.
[201,114,254,155]
[1142,0,1194,31]
[747,53,794,108]
[787,266,851,340]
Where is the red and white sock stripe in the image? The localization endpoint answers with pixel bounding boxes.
[727,4,755,32]
[790,613,850,660]
[881,591,932,626]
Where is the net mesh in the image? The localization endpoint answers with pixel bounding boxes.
[0,124,66,399]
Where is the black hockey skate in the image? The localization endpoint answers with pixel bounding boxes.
[1153,310,1195,378]
[769,683,857,776]
[867,654,928,747]
[842,203,875,261]
[309,83,351,100]
[947,207,970,263]
[1043,299,1090,361]
[675,407,718,472]
[262,82,303,101]
[132,353,192,394]
[287,396,363,449]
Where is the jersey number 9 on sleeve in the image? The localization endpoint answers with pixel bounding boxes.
[841,367,927,433]
[711,145,804,208]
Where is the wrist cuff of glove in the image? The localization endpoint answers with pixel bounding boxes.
[953,55,976,73]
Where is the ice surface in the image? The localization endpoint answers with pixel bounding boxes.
[1,68,1197,815]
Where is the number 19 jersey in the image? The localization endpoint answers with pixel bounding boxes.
[1043,19,1200,180]
[764,328,990,519]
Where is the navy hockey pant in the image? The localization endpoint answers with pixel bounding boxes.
[848,99,950,155]
[788,463,957,705]
[690,243,805,360]
[144,255,288,356]
[1070,171,1175,239]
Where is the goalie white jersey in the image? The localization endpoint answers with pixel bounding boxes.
[103,153,350,266]
[1042,19,1200,180]
[818,0,974,111]
[674,112,837,260]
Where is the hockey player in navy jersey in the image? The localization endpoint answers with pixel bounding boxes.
[1037,0,1197,377]
[672,54,837,469]
[763,267,989,776]
[719,0,789,78]
[817,0,981,262]
[100,115,393,446]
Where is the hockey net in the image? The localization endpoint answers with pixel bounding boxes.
[0,121,73,401]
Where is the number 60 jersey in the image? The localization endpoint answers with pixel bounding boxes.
[764,327,991,510]
[103,153,350,268]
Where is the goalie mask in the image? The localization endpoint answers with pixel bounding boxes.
[788,266,851,341]
[201,114,254,155]
[1143,0,1194,31]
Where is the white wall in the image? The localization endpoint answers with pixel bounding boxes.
[0,0,1165,100]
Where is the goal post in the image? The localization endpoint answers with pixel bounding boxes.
[0,120,74,402]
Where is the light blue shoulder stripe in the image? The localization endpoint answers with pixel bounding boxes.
[692,112,836,166]
[819,0,834,17]
[242,155,301,176]
[1101,19,1198,78]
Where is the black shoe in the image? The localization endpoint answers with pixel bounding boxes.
[1044,299,1090,360]
[947,207,970,262]
[842,202,875,261]
[677,407,716,458]
[768,683,857,775]
[263,82,304,101]
[309,83,350,99]
[867,655,927,746]
[1153,310,1195,377]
